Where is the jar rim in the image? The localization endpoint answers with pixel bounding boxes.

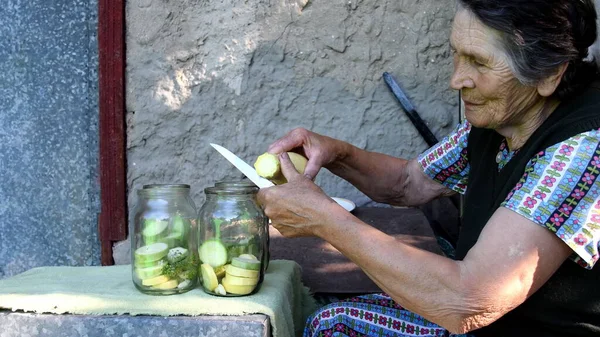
[214,179,257,187]
[143,184,190,189]
[138,184,192,197]
[204,186,258,195]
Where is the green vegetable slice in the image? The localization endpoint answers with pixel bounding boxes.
[239,253,258,260]
[134,242,169,264]
[231,257,261,271]
[158,232,183,249]
[171,215,189,235]
[198,240,228,267]
[135,264,164,280]
[134,258,165,269]
[142,218,168,243]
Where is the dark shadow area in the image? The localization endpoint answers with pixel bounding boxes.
[269,207,444,294]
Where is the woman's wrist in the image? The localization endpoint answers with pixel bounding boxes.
[326,140,355,171]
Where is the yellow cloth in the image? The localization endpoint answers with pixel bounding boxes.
[0,260,317,337]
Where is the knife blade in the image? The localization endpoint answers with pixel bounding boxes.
[210,143,275,189]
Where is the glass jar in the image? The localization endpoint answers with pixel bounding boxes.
[131,184,199,295]
[214,180,270,272]
[197,185,269,296]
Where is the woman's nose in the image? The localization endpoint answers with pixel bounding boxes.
[450,60,475,90]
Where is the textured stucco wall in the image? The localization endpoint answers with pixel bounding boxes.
[119,0,458,261]
[0,1,100,278]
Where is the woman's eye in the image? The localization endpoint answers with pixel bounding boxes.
[472,58,486,67]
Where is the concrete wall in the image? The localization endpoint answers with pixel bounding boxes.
[0,1,100,278]
[125,0,458,214]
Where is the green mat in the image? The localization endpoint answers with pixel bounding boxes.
[0,260,317,337]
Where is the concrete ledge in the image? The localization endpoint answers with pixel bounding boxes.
[0,311,270,337]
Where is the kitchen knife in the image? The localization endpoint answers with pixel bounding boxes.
[210,143,275,189]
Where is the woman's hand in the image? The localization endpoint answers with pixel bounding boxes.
[257,152,344,238]
[267,128,348,180]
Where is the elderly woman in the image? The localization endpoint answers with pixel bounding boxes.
[258,0,600,336]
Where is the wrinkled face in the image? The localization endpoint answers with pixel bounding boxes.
[450,9,542,129]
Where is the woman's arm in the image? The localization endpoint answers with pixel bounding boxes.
[327,145,456,206]
[316,206,571,333]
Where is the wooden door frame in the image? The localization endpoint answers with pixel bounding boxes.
[98,0,127,265]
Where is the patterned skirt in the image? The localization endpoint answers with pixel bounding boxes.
[303,293,471,337]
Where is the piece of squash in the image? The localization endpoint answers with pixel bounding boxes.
[254,152,307,184]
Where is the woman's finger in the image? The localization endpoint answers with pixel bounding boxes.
[256,187,273,208]
[303,157,322,180]
[279,152,303,182]
[268,128,307,154]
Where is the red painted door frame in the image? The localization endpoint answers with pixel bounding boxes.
[98,0,127,265]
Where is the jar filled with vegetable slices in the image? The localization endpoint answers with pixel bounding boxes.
[197,184,268,296]
[131,184,199,295]
[214,179,270,271]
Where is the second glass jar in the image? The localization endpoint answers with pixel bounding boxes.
[197,184,269,296]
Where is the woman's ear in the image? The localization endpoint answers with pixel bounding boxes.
[537,62,569,97]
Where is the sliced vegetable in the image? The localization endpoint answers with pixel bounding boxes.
[158,232,183,249]
[225,264,259,278]
[201,263,219,291]
[135,264,164,280]
[134,243,169,264]
[153,279,178,290]
[199,240,228,267]
[222,277,255,295]
[239,253,258,260]
[171,215,189,236]
[134,258,165,269]
[142,275,170,286]
[224,274,259,286]
[142,219,169,243]
[231,257,261,271]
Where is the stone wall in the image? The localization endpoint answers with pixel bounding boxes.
[125,0,457,210]
[120,0,458,261]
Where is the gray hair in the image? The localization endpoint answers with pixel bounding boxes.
[458,0,599,99]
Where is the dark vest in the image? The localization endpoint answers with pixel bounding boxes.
[459,82,600,337]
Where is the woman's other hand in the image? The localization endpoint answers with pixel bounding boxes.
[257,152,344,238]
[267,128,347,180]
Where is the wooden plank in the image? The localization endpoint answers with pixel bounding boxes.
[98,0,127,265]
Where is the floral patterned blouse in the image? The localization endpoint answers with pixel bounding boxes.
[418,120,600,269]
